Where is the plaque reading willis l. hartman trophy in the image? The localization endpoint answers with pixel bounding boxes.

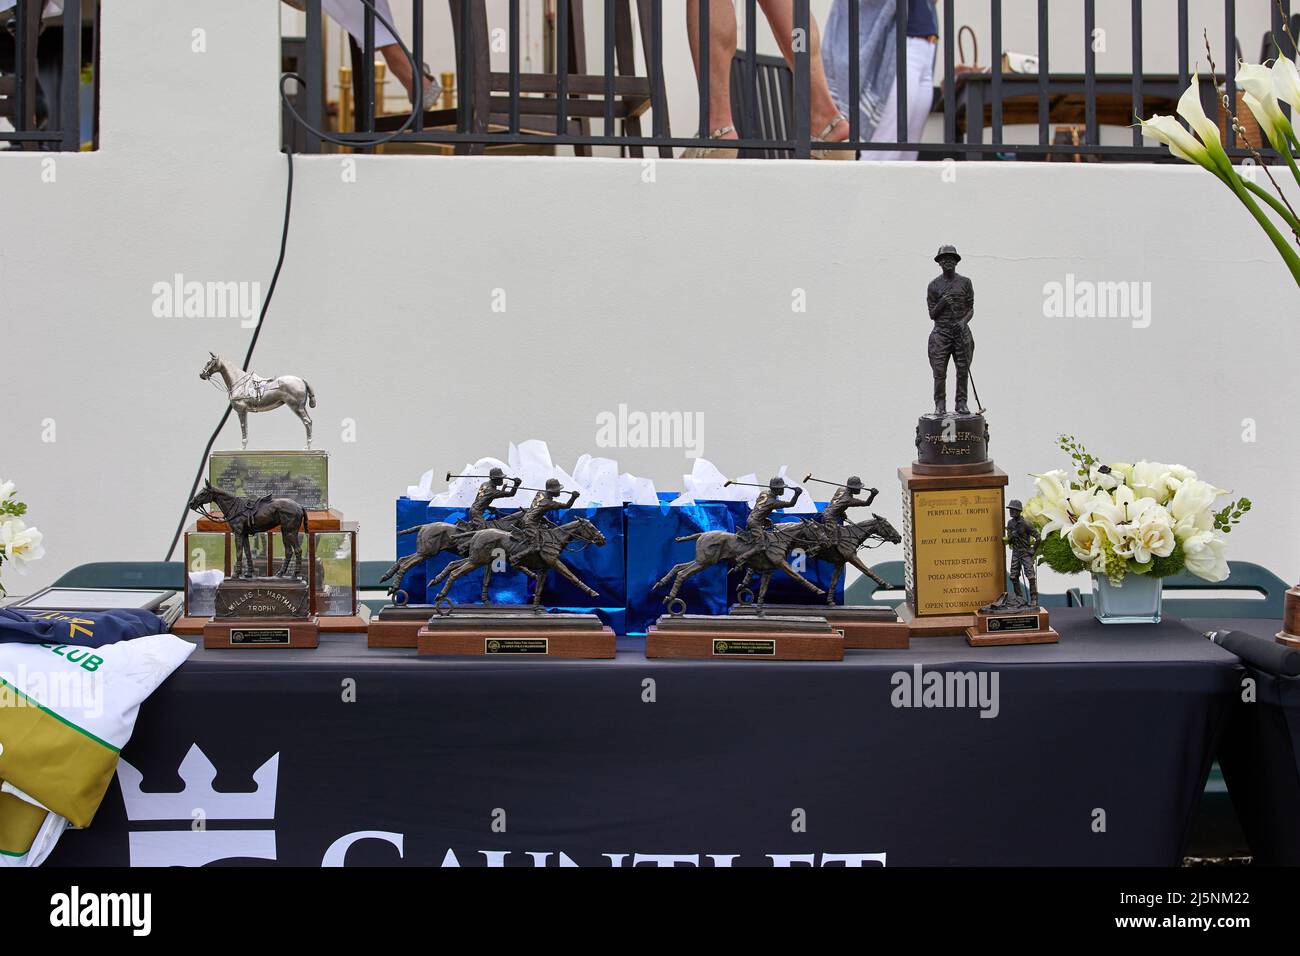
[898,246,1007,636]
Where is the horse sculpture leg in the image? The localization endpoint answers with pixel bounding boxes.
[653,562,691,592]
[825,563,843,606]
[847,553,890,589]
[778,559,825,596]
[292,401,313,450]
[530,569,555,606]
[480,565,493,603]
[756,572,772,608]
[665,561,709,601]
[429,558,466,586]
[240,533,255,579]
[550,558,598,598]
[432,559,479,602]
[236,408,249,451]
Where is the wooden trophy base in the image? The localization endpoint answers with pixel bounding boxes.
[203,616,319,649]
[966,606,1059,646]
[367,603,438,648]
[729,603,908,649]
[646,613,843,661]
[417,607,615,659]
[897,601,976,637]
[172,615,208,637]
[198,507,343,533]
[318,604,370,633]
[1278,586,1300,648]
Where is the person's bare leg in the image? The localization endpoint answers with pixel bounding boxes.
[380,43,415,97]
[757,0,847,141]
[686,0,739,140]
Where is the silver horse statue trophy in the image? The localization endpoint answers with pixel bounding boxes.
[199,352,316,450]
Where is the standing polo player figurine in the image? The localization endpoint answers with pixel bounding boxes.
[199,352,316,450]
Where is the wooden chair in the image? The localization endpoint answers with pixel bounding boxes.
[729,50,793,158]
[390,0,670,157]
[52,562,185,590]
[845,559,1079,608]
[1070,560,1290,619]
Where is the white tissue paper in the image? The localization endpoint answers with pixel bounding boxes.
[405,443,813,514]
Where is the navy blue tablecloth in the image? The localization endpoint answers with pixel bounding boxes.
[47,607,1240,867]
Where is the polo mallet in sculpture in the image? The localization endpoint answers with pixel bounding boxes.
[963,332,985,414]
[803,473,873,489]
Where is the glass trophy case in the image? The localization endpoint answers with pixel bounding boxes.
[177,522,363,633]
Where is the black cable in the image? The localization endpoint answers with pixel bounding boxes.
[164,147,296,562]
[165,1,424,561]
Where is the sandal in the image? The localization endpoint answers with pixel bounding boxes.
[813,116,853,160]
[682,125,739,159]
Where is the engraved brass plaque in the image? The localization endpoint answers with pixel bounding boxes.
[485,637,548,654]
[712,639,776,656]
[911,487,1005,615]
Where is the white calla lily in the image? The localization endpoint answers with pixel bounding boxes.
[1139,113,1215,170]
[1178,70,1229,159]
[1271,55,1300,113]
[1237,62,1292,151]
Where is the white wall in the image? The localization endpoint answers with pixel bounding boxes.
[2,0,1298,595]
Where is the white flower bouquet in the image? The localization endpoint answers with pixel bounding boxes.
[0,479,45,598]
[1023,437,1251,587]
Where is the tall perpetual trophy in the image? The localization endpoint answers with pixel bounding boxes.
[646,477,843,661]
[175,355,365,636]
[379,473,616,658]
[728,474,911,648]
[966,499,1059,646]
[898,246,1009,636]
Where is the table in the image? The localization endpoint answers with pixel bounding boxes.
[47,608,1240,867]
[1192,617,1300,865]
[953,72,1185,155]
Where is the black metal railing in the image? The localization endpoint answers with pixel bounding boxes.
[291,0,1292,162]
[0,0,94,151]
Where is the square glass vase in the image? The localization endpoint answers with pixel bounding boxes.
[1091,572,1162,624]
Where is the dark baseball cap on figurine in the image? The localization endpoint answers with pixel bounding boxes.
[935,244,961,263]
[1008,499,1023,512]
[544,478,563,492]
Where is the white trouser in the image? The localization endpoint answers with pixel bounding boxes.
[866,36,935,161]
[322,0,399,47]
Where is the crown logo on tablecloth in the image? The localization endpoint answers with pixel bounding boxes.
[117,743,279,822]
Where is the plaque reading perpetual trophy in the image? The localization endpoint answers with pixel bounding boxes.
[899,246,1008,636]
[727,474,909,648]
[1279,584,1300,649]
[174,358,366,636]
[966,500,1059,646]
[185,483,320,648]
[647,477,843,660]
[385,474,615,658]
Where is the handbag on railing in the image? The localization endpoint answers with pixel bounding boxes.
[955,25,983,75]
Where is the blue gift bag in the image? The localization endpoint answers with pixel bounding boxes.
[624,502,736,636]
[392,496,434,602]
